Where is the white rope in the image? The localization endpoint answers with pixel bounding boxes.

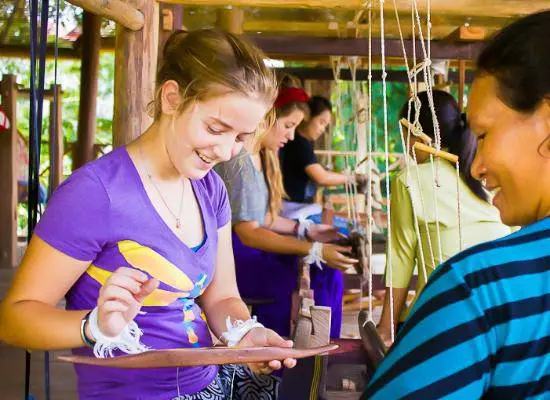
[429,155,444,265]
[398,124,428,290]
[366,1,374,323]
[411,150,436,281]
[379,0,395,342]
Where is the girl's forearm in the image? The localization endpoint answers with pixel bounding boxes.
[202,297,252,341]
[0,300,87,350]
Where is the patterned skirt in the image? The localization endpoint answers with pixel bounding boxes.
[173,364,280,400]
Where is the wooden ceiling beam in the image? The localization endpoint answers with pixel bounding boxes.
[66,0,144,31]
[164,0,550,19]
[249,35,485,60]
[243,20,499,39]
[281,67,475,83]
[0,44,79,59]
[444,25,487,42]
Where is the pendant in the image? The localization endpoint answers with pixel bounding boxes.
[176,219,181,229]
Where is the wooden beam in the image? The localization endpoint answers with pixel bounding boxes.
[67,0,144,31]
[0,44,78,59]
[113,0,159,147]
[48,84,64,190]
[458,59,466,112]
[249,35,485,60]
[280,67,475,83]
[162,0,550,18]
[73,12,101,170]
[242,19,497,40]
[216,7,244,34]
[17,87,56,100]
[0,75,18,269]
[445,25,487,42]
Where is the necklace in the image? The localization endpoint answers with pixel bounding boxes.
[138,143,185,229]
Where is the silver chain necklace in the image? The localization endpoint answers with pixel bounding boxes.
[138,143,185,229]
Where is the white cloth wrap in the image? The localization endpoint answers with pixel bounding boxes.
[88,306,149,358]
[303,242,325,270]
[222,316,264,348]
[297,217,315,240]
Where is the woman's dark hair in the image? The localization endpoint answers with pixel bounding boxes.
[400,90,487,202]
[308,96,332,118]
[477,10,550,113]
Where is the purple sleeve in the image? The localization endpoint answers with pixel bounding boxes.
[210,170,231,228]
[34,167,110,261]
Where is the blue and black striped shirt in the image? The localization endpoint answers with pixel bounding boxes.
[364,216,550,399]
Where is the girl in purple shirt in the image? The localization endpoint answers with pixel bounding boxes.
[0,30,296,399]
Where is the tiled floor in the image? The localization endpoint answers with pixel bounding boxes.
[0,269,79,400]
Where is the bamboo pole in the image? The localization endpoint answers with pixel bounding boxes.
[49,84,64,190]
[73,12,101,170]
[413,142,459,163]
[67,0,144,31]
[399,118,433,144]
[458,60,466,112]
[0,75,18,269]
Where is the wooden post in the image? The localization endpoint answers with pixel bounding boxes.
[458,60,466,112]
[216,7,244,34]
[67,0,144,31]
[159,4,182,56]
[49,84,64,190]
[73,12,101,170]
[0,75,18,269]
[113,0,159,147]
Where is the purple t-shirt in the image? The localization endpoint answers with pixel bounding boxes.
[34,147,231,399]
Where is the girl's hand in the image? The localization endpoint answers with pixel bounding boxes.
[237,327,297,375]
[322,244,358,271]
[93,267,158,338]
[306,224,346,243]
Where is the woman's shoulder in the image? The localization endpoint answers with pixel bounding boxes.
[214,149,253,183]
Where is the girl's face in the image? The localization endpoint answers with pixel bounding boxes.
[304,109,332,141]
[262,109,305,151]
[468,74,550,226]
[162,83,270,180]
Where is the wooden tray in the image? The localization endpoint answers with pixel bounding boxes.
[58,344,339,368]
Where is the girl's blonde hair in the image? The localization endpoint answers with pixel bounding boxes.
[261,74,310,222]
[152,29,278,128]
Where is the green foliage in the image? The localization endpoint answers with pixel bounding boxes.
[329,79,409,173]
[1,50,115,234]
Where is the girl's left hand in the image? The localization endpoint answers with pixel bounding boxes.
[237,327,297,374]
[307,224,346,243]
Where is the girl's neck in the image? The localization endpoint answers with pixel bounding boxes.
[133,122,181,182]
[297,129,313,141]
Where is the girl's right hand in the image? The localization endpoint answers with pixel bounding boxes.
[321,244,358,271]
[92,267,159,338]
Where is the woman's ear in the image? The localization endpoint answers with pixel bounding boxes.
[160,80,181,115]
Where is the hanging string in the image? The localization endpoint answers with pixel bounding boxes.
[455,161,463,251]
[366,1,374,323]
[378,0,396,341]
[397,125,428,289]
[27,0,50,398]
[410,150,436,281]
[429,155,444,265]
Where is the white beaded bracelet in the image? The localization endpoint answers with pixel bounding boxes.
[87,307,149,358]
[304,242,325,270]
[297,217,315,240]
[221,316,264,347]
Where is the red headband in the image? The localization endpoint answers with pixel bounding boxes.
[274,87,310,109]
